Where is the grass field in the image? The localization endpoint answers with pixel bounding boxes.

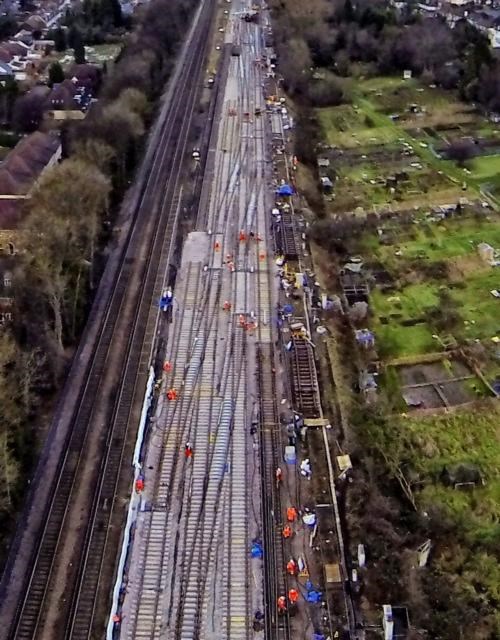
[319,75,500,200]
[349,210,500,356]
[317,74,500,361]
[362,216,500,263]
[403,404,500,546]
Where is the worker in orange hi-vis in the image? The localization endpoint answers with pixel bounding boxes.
[185,442,193,459]
[277,596,287,613]
[282,524,292,539]
[112,613,121,625]
[163,360,172,373]
[223,300,232,311]
[166,388,178,401]
[239,230,247,242]
[286,506,298,522]
[275,467,283,488]
[286,558,297,576]
[239,314,246,327]
[288,588,299,604]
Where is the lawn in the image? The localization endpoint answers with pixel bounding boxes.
[402,404,500,546]
[469,154,500,181]
[371,285,440,357]
[367,236,500,355]
[373,321,437,358]
[451,270,500,340]
[53,43,122,68]
[374,216,500,264]
[85,43,122,64]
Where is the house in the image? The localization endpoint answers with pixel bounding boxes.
[0,46,13,64]
[21,15,48,34]
[32,39,55,53]
[0,131,61,201]
[69,63,102,92]
[44,78,92,120]
[0,61,14,80]
[0,130,61,287]
[14,30,34,46]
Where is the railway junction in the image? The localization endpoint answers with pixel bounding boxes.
[0,0,360,638]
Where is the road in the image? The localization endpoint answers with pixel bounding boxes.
[0,1,217,638]
[117,2,281,637]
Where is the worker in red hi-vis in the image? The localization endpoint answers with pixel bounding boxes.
[167,388,178,401]
[275,467,283,488]
[282,525,292,539]
[288,588,299,604]
[112,613,121,625]
[239,230,247,242]
[163,360,172,373]
[185,442,193,459]
[223,300,232,311]
[286,558,297,576]
[239,314,246,327]
[287,506,298,522]
[277,596,287,613]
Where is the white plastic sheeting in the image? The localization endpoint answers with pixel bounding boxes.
[106,365,155,640]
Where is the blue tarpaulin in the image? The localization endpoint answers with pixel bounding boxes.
[251,541,263,558]
[306,590,322,603]
[305,581,323,603]
[277,184,294,196]
[313,634,326,640]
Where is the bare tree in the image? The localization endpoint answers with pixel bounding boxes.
[447,140,475,166]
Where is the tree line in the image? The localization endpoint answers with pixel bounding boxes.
[270,0,498,110]
[0,0,198,560]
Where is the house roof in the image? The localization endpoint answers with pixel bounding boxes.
[0,47,13,64]
[23,15,47,31]
[0,171,25,196]
[0,200,22,229]
[6,41,29,57]
[0,61,13,76]
[0,131,61,199]
[46,80,79,110]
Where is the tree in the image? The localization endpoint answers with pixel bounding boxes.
[48,61,65,87]
[0,76,19,126]
[12,92,45,133]
[0,333,23,515]
[0,15,18,40]
[342,0,355,22]
[73,138,116,175]
[447,140,475,166]
[53,26,67,52]
[72,28,86,64]
[23,159,110,351]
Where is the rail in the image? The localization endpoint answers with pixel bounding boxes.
[7,1,217,637]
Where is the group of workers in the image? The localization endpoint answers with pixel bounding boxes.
[277,588,299,612]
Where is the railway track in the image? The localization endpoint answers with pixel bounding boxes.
[119,9,278,636]
[275,212,298,260]
[289,337,321,418]
[257,345,291,640]
[6,2,216,639]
